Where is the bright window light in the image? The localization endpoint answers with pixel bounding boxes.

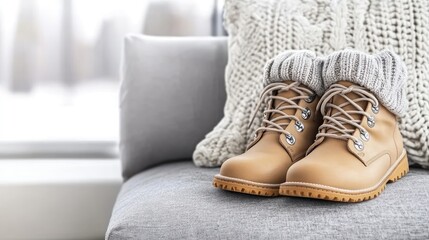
[0,0,148,158]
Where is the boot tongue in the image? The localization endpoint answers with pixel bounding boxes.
[326,81,368,134]
[267,80,303,129]
[258,80,304,142]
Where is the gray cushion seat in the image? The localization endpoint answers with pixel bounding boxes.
[106,162,429,239]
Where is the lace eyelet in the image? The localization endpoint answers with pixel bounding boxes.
[371,105,379,114]
[305,94,316,103]
[360,129,370,141]
[295,121,304,132]
[367,115,376,128]
[301,108,311,120]
[354,139,364,151]
[285,133,296,145]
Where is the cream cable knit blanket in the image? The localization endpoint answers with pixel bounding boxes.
[193,0,429,168]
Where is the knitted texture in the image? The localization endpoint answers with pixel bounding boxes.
[264,50,324,95]
[193,0,429,168]
[323,49,408,116]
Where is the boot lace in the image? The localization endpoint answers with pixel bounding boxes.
[249,82,315,144]
[307,83,379,153]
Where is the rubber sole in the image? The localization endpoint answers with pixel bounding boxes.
[279,151,409,202]
[213,175,280,197]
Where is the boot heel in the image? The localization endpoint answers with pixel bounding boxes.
[388,152,409,183]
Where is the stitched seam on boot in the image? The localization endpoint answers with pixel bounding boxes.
[282,150,406,194]
[215,175,280,188]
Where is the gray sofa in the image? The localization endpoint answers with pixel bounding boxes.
[106,35,429,239]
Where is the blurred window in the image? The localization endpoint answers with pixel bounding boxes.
[0,0,220,158]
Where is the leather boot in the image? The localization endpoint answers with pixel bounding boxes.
[213,80,322,196]
[280,50,409,202]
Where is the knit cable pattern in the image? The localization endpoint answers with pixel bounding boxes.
[193,0,429,168]
[323,49,408,117]
[263,50,324,96]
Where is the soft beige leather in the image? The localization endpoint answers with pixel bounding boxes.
[220,132,294,184]
[219,82,321,184]
[286,82,405,190]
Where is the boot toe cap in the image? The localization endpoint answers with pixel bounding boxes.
[219,154,289,184]
[285,155,388,191]
[286,159,333,185]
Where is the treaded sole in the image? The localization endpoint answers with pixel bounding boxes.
[213,176,279,197]
[279,152,409,202]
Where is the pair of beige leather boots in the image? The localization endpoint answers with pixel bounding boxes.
[213,50,409,202]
